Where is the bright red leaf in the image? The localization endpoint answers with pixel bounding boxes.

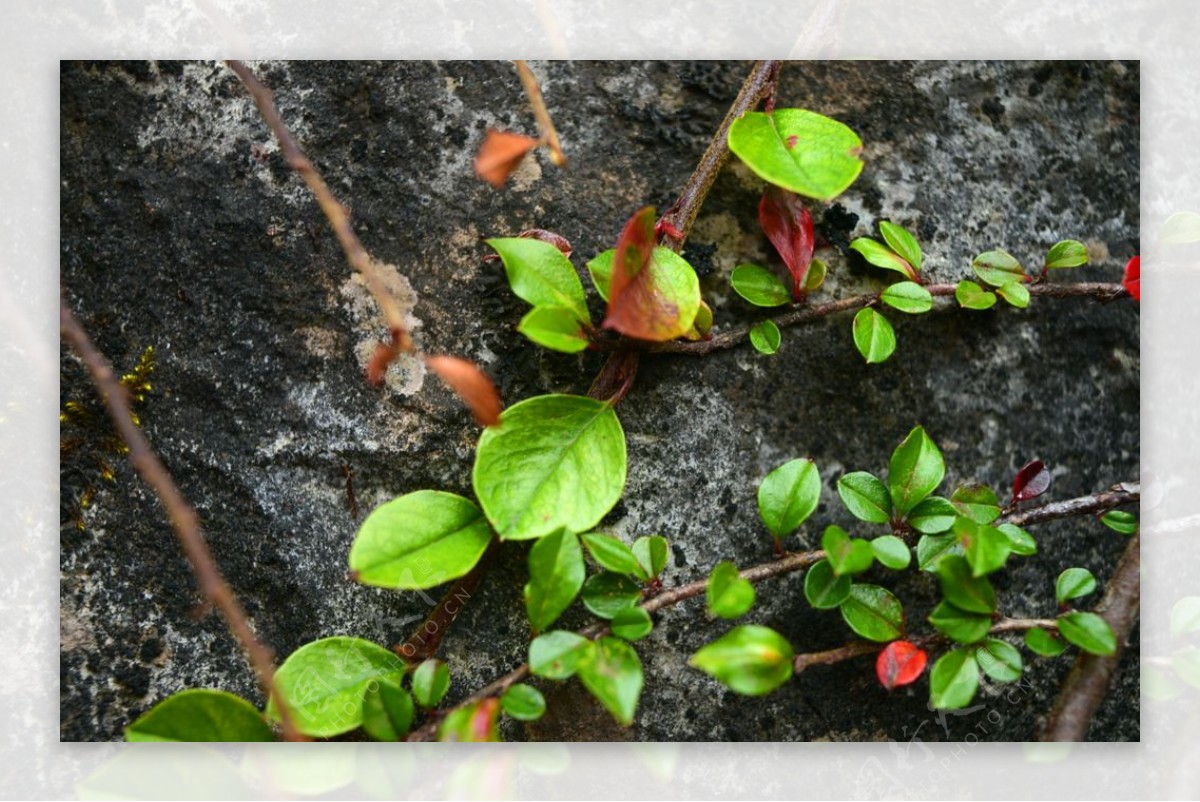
[603,206,690,341]
[758,187,815,301]
[1012,459,1051,504]
[876,640,928,691]
[475,129,538,188]
[1123,255,1140,301]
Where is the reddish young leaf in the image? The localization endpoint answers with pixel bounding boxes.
[469,697,500,741]
[758,187,815,301]
[1123,255,1140,302]
[603,206,691,341]
[875,640,928,691]
[424,355,503,427]
[1011,459,1051,504]
[474,129,538,188]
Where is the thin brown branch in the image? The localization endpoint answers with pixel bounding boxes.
[60,299,303,741]
[514,60,566,167]
[1040,532,1141,741]
[393,540,501,662]
[1004,482,1139,527]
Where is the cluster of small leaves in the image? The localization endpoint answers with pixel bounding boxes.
[958,240,1088,311]
[847,222,932,363]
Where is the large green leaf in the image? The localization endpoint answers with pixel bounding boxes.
[518,305,591,353]
[611,606,654,641]
[928,600,991,644]
[689,625,795,696]
[581,571,642,619]
[955,280,998,310]
[803,558,852,609]
[971,249,1026,287]
[975,639,1023,683]
[908,496,959,534]
[956,516,1012,577]
[823,525,875,577]
[749,320,782,355]
[880,281,933,314]
[757,457,821,540]
[936,555,997,614]
[950,483,1001,524]
[529,631,592,680]
[501,684,547,721]
[487,237,589,323]
[411,659,451,708]
[581,532,641,576]
[707,561,757,619]
[1045,239,1089,269]
[879,221,923,273]
[852,307,895,364]
[1058,612,1117,656]
[916,533,962,571]
[1055,567,1097,605]
[731,263,792,307]
[361,679,414,742]
[525,529,585,632]
[473,394,626,541]
[577,636,644,725]
[126,689,276,742]
[888,426,944,515]
[929,649,980,710]
[836,471,893,524]
[839,584,904,642]
[349,491,493,590]
[728,109,863,200]
[870,535,912,570]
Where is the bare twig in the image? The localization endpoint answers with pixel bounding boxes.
[514,60,566,167]
[1004,482,1139,527]
[60,299,303,741]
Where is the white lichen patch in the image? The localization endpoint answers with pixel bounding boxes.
[295,325,345,359]
[338,261,425,396]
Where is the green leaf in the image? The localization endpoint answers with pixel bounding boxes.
[1024,628,1066,657]
[972,249,1027,287]
[582,571,642,619]
[689,625,795,696]
[975,638,1023,682]
[1058,612,1117,656]
[525,529,585,632]
[350,491,493,591]
[888,425,945,516]
[997,281,1030,308]
[908,496,959,534]
[804,258,827,292]
[1171,597,1200,639]
[125,689,276,742]
[581,532,641,576]
[929,649,980,710]
[586,249,615,301]
[837,471,893,524]
[1045,239,1089,269]
[361,679,414,742]
[412,659,451,708]
[879,221,923,274]
[803,558,852,609]
[957,517,1012,577]
[707,561,757,619]
[529,631,592,680]
[1101,510,1138,535]
[950,484,1001,524]
[603,232,702,341]
[917,533,962,571]
[577,636,644,725]
[849,238,916,280]
[749,319,782,355]
[487,237,589,323]
[632,535,669,581]
[823,525,875,577]
[501,684,547,721]
[1159,210,1200,244]
[473,394,626,541]
[839,583,904,642]
[936,555,997,614]
[997,523,1037,556]
[727,109,864,200]
[955,280,998,310]
[268,637,408,737]
[928,601,992,644]
[611,606,654,641]
[852,307,896,364]
[871,535,911,570]
[517,306,591,353]
[1056,567,1097,604]
[731,264,791,307]
[757,457,821,540]
[880,281,933,314]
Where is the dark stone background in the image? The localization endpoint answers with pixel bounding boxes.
[59,60,1139,742]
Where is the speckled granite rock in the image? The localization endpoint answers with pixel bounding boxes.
[59,60,1138,742]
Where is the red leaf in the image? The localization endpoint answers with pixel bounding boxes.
[876,640,927,691]
[475,129,538,188]
[425,355,503,427]
[603,206,687,341]
[759,187,815,301]
[468,698,500,742]
[1012,459,1051,503]
[1123,255,1140,302]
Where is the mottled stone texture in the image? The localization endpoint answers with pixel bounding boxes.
[60,60,1138,741]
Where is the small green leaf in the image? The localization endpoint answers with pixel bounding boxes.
[487,237,589,323]
[632,535,669,581]
[950,484,1001,524]
[727,109,864,200]
[525,529,586,632]
[581,532,642,576]
[957,517,1012,577]
[955,280,998,310]
[529,631,592,680]
[929,649,980,710]
[837,471,893,524]
[1055,567,1097,605]
[707,561,757,619]
[803,258,827,292]
[473,394,626,541]
[849,238,916,280]
[917,533,962,571]
[1058,612,1117,656]
[928,600,992,644]
[582,571,642,619]
[518,306,591,353]
[586,250,615,301]
[997,282,1030,308]
[757,457,821,541]
[1045,239,1089,269]
[823,525,875,577]
[936,555,997,614]
[1100,510,1138,535]
[839,584,904,642]
[125,689,276,742]
[361,679,414,742]
[501,684,547,721]
[611,606,654,641]
[1159,210,1200,244]
[749,319,782,355]
[852,307,896,364]
[871,535,912,570]
[412,659,451,708]
[803,558,852,609]
[1171,597,1200,639]
[997,523,1037,556]
[1024,628,1066,657]
[888,426,945,516]
[731,264,792,307]
[971,249,1027,287]
[577,636,644,725]
[879,221,923,274]
[908,496,959,534]
[975,638,1023,683]
[880,281,933,314]
[689,625,795,696]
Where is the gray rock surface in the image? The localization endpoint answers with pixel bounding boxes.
[60,60,1139,742]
